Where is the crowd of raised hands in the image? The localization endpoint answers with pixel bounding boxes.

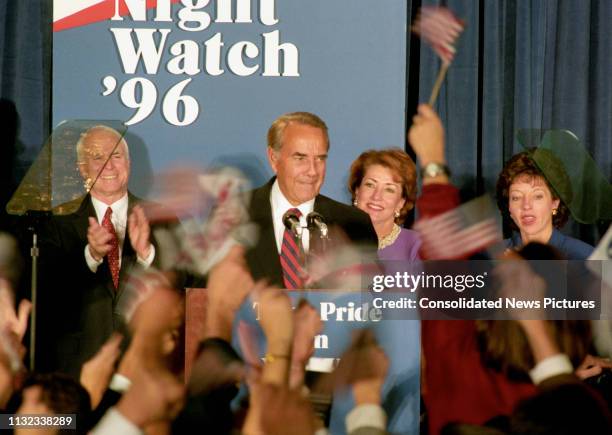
[0,241,392,435]
[1,105,611,434]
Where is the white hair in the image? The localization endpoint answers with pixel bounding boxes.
[76,125,130,164]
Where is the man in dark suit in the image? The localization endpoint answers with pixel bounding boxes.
[38,125,163,377]
[246,112,377,287]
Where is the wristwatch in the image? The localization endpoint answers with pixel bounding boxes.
[421,162,451,179]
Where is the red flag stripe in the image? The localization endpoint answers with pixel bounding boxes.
[412,6,465,64]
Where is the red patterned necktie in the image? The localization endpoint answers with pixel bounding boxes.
[102,207,120,289]
[280,208,306,289]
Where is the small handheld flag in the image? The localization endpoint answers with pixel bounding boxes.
[412,6,465,105]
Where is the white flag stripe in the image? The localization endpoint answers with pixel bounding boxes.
[413,6,464,64]
[422,221,501,257]
[415,195,502,259]
[414,211,462,231]
[423,230,500,259]
[422,234,500,259]
[422,219,500,248]
[415,219,463,237]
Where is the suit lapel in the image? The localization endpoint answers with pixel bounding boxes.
[249,179,284,285]
[72,194,96,244]
[313,195,336,225]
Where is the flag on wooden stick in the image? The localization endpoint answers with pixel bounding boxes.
[414,196,502,260]
[412,6,465,104]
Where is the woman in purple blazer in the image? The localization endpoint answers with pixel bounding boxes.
[348,148,421,261]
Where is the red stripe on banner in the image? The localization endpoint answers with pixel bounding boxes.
[53,0,181,32]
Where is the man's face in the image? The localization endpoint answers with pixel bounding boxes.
[267,123,328,206]
[79,129,130,204]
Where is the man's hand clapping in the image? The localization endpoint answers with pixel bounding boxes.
[87,217,114,261]
[128,205,152,260]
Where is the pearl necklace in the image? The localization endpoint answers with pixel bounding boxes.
[378,224,401,250]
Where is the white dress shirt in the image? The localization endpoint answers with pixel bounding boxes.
[270,179,314,253]
[529,353,574,384]
[90,407,143,435]
[84,194,155,272]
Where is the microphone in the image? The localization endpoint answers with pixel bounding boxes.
[282,210,302,238]
[306,212,329,239]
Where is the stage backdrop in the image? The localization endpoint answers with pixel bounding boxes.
[52,0,408,202]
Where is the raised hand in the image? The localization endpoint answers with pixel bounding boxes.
[290,299,323,389]
[408,103,446,166]
[575,354,612,380]
[118,284,183,383]
[244,382,316,435]
[80,333,123,408]
[128,205,152,260]
[87,217,113,261]
[252,283,294,386]
[112,286,185,432]
[352,344,389,406]
[0,294,31,344]
[205,245,254,341]
[252,284,294,357]
[115,367,185,428]
[494,251,548,322]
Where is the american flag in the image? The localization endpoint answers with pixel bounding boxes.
[152,167,257,275]
[412,6,465,65]
[414,196,503,260]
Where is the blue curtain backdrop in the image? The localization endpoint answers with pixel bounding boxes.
[0,0,51,232]
[414,0,612,243]
[1,0,611,243]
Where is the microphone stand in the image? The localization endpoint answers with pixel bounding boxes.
[307,213,329,254]
[316,225,328,253]
[295,231,308,285]
[24,210,49,372]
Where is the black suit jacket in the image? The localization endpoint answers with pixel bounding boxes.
[245,178,378,287]
[38,193,160,376]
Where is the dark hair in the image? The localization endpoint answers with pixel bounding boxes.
[496,149,571,230]
[510,382,612,434]
[21,372,92,434]
[348,148,417,225]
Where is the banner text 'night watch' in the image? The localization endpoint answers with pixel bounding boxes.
[102,0,299,126]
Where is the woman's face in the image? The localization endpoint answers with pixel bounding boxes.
[355,164,405,228]
[508,174,560,240]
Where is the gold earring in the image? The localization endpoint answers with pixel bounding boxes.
[353,200,358,207]
[552,208,558,216]
[394,210,400,218]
